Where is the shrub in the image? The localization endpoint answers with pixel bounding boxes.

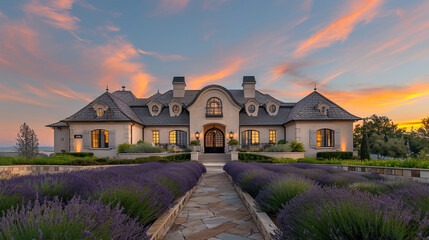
[227,139,239,146]
[317,172,368,187]
[246,171,279,198]
[236,148,246,152]
[248,147,263,152]
[289,141,305,152]
[163,153,191,162]
[238,153,274,163]
[117,143,131,153]
[0,197,148,240]
[360,172,385,181]
[56,152,94,157]
[349,182,392,195]
[126,142,163,153]
[266,144,292,152]
[190,140,200,146]
[277,140,287,145]
[276,187,427,240]
[317,151,353,159]
[255,174,317,215]
[391,185,429,219]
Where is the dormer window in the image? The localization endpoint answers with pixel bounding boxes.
[317,102,330,116]
[172,105,180,113]
[269,105,276,113]
[152,105,159,114]
[97,108,104,117]
[248,105,255,113]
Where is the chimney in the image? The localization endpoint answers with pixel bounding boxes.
[172,76,186,98]
[242,76,256,98]
[122,86,126,91]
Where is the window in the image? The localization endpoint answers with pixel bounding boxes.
[317,129,334,147]
[172,105,180,113]
[91,129,109,148]
[152,105,159,114]
[248,105,255,113]
[152,130,159,145]
[206,97,223,117]
[269,130,276,144]
[97,108,104,117]
[269,105,276,113]
[169,130,187,148]
[241,130,260,146]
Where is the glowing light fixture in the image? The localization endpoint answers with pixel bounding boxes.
[195,131,200,140]
[229,131,234,139]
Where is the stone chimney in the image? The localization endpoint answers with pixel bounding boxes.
[172,76,186,98]
[242,76,256,98]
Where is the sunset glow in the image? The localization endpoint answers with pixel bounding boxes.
[0,0,429,146]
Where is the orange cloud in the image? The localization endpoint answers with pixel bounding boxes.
[397,120,423,131]
[131,72,154,98]
[319,71,345,86]
[23,0,80,31]
[294,0,384,57]
[188,59,244,89]
[154,0,190,15]
[138,49,188,61]
[47,86,92,102]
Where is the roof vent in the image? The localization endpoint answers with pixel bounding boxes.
[122,86,126,91]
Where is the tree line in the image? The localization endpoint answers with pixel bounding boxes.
[354,115,429,160]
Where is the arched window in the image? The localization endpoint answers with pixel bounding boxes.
[241,130,260,146]
[152,105,159,114]
[169,130,187,148]
[91,129,109,148]
[248,105,256,113]
[97,108,104,117]
[172,105,180,113]
[317,129,334,147]
[206,97,223,117]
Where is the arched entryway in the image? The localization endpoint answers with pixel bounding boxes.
[204,128,225,153]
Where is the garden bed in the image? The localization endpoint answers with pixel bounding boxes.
[224,162,429,239]
[0,162,206,239]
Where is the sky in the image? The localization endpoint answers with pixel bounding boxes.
[1,0,429,147]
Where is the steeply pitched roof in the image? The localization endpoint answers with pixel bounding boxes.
[132,106,189,126]
[112,90,136,104]
[285,91,361,123]
[240,107,292,126]
[46,121,69,127]
[64,92,143,124]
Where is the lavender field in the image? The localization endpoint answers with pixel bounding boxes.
[0,162,206,239]
[224,162,429,240]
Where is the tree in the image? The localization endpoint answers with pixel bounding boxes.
[15,122,39,159]
[370,134,407,159]
[417,116,429,137]
[360,132,370,160]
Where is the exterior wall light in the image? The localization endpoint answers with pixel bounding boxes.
[229,131,234,139]
[195,131,200,140]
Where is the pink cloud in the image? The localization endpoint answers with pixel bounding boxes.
[105,25,120,32]
[23,0,80,31]
[138,49,187,61]
[154,0,190,15]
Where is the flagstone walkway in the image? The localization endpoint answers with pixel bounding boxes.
[164,172,263,240]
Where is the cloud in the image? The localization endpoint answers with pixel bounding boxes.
[271,61,314,81]
[396,120,423,131]
[138,49,188,61]
[294,0,384,57]
[0,10,7,19]
[319,71,345,86]
[23,0,80,31]
[188,59,244,89]
[154,0,190,15]
[105,25,120,32]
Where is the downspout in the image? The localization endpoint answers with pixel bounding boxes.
[142,125,145,142]
[283,124,286,142]
[130,122,136,144]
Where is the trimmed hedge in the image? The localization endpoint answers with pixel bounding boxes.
[238,153,275,163]
[56,152,94,157]
[317,151,353,160]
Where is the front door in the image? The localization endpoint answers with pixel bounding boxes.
[204,128,225,153]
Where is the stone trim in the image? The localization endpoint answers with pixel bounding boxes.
[147,174,204,240]
[226,173,278,240]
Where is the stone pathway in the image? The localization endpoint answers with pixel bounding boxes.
[164,172,263,240]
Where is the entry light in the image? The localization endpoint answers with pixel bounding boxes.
[229,131,234,139]
[195,131,200,140]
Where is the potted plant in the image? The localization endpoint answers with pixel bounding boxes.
[190,140,201,152]
[227,139,239,152]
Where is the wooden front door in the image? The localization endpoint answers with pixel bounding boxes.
[204,128,224,153]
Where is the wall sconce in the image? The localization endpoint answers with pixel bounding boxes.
[195,131,200,140]
[229,131,234,139]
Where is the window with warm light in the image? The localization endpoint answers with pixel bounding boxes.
[97,108,104,117]
[206,97,223,117]
[269,130,276,144]
[172,105,180,113]
[169,130,187,148]
[91,129,109,148]
[152,130,159,145]
[317,129,334,147]
[241,130,260,146]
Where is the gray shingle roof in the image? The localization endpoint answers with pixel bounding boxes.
[112,91,136,104]
[285,90,361,123]
[64,92,143,124]
[132,107,189,126]
[240,107,292,126]
[46,121,69,127]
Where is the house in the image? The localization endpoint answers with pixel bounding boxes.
[46,76,360,158]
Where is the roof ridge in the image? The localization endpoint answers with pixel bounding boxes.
[312,91,361,119]
[106,92,143,124]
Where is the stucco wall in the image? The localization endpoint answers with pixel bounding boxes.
[143,126,189,145]
[53,127,70,153]
[239,126,285,145]
[130,124,143,144]
[285,121,354,157]
[68,122,133,158]
[188,88,241,153]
